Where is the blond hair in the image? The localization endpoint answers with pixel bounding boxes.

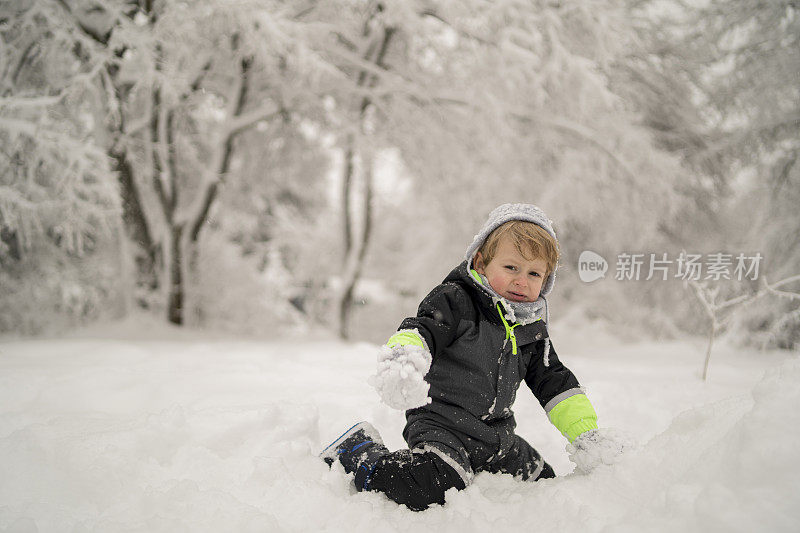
[477,220,559,276]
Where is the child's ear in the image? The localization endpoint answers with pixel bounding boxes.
[474,252,486,274]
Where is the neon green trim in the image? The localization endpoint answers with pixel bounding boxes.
[548,394,598,442]
[386,330,424,348]
[496,303,519,355]
[470,269,483,284]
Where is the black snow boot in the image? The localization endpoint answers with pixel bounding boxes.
[320,421,389,491]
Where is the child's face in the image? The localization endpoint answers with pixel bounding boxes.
[475,236,547,303]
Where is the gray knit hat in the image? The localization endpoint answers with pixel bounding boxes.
[465,203,558,296]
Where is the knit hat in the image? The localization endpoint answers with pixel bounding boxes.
[465,203,558,296]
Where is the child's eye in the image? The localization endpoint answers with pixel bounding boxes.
[504,265,517,271]
[529,272,541,277]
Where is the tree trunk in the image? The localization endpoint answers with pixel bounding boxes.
[338,142,374,340]
[179,53,252,325]
[336,19,395,340]
[341,134,355,268]
[111,146,160,296]
[338,136,357,338]
[167,224,185,325]
[702,319,716,381]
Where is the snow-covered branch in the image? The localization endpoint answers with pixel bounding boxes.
[0,95,61,109]
[511,111,640,183]
[419,9,492,45]
[764,275,800,301]
[223,103,281,138]
[689,273,800,380]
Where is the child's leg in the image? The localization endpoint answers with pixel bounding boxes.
[483,434,555,481]
[369,450,466,511]
[321,423,466,511]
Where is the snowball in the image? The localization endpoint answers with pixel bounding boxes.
[566,427,634,475]
[368,344,432,411]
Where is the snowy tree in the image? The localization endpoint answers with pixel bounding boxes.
[695,1,800,348]
[0,0,123,332]
[3,0,743,341]
[9,0,343,326]
[192,119,333,333]
[622,0,800,346]
[332,0,694,338]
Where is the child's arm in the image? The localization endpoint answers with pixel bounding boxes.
[396,282,468,357]
[371,283,468,410]
[523,343,598,442]
[525,343,630,472]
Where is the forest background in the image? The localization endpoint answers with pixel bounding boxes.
[1,0,798,350]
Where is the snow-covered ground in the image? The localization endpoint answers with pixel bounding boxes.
[1,316,798,532]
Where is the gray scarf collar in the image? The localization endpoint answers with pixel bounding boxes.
[473,271,549,325]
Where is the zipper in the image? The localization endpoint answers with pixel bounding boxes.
[495,303,519,355]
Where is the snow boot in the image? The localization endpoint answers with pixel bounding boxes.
[320,421,389,491]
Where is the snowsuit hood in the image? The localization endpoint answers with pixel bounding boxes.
[464,203,558,297]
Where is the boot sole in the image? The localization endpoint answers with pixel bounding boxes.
[319,422,364,460]
[319,421,384,461]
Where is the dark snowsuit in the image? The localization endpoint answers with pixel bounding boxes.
[368,261,585,510]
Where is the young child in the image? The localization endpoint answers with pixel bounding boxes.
[321,203,623,511]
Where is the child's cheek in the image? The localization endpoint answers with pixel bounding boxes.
[487,277,502,293]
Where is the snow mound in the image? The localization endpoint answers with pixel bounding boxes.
[591,358,800,532]
[369,344,432,410]
[651,358,800,531]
